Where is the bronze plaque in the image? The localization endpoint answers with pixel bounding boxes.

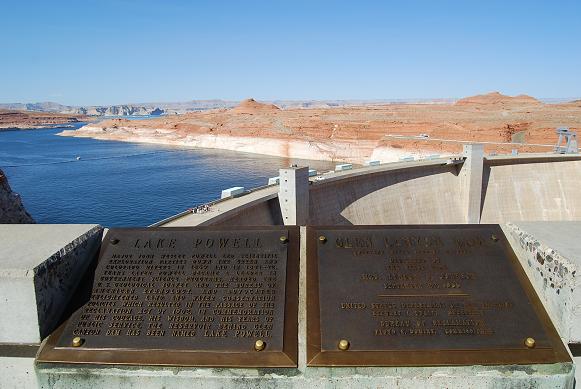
[37,227,299,367]
[307,225,570,366]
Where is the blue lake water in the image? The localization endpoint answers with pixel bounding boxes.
[0,124,334,226]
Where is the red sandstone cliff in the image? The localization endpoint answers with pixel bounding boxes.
[60,93,580,163]
[0,109,90,129]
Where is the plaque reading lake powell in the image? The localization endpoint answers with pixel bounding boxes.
[306,225,570,366]
[37,227,299,367]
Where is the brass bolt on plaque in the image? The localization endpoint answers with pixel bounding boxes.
[491,234,499,242]
[110,238,119,245]
[254,339,266,351]
[72,337,84,347]
[318,235,327,244]
[279,236,288,244]
[525,337,536,348]
[338,339,350,351]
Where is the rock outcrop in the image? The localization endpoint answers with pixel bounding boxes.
[0,109,90,129]
[0,169,34,223]
[455,92,542,106]
[230,98,280,114]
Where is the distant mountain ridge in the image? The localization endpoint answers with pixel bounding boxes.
[0,100,239,116]
[3,94,577,117]
[0,98,457,116]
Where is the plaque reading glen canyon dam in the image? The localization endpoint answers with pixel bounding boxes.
[37,227,299,367]
[306,225,570,366]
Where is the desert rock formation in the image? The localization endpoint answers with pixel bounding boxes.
[455,92,542,106]
[60,94,581,163]
[231,98,280,114]
[0,109,90,129]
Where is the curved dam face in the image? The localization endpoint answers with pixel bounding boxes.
[309,164,465,225]
[161,153,581,227]
[480,159,581,222]
[309,156,581,225]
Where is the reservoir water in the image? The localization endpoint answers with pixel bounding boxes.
[0,124,334,226]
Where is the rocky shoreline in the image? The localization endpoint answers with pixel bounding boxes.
[0,109,91,130]
[0,169,34,224]
[59,125,433,163]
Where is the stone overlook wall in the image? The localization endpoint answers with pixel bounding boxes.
[0,168,34,223]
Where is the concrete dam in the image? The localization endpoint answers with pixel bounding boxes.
[159,145,581,227]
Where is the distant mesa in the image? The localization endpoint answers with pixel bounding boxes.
[0,109,89,129]
[231,98,280,114]
[455,92,542,106]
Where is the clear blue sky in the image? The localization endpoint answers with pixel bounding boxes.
[1,0,580,105]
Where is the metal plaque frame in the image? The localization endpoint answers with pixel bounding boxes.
[37,226,299,368]
[306,225,571,367]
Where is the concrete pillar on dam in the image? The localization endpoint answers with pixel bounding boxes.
[460,144,484,224]
[279,166,309,225]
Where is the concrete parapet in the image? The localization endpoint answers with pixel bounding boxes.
[335,163,353,171]
[0,356,37,388]
[279,166,309,225]
[0,224,103,344]
[220,186,244,199]
[32,362,574,388]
